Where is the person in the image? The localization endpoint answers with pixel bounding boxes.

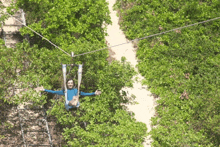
[35,79,101,110]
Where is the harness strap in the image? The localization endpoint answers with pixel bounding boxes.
[77,64,83,96]
[62,64,68,104]
[62,64,83,108]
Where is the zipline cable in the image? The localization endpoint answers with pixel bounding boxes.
[5,12,71,57]
[5,11,220,57]
[73,16,220,57]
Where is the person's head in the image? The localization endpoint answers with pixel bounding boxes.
[66,79,74,89]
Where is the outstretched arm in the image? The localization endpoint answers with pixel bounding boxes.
[80,91,95,96]
[44,89,64,95]
[80,90,101,96]
[35,86,64,95]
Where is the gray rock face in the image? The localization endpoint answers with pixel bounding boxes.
[1,7,26,48]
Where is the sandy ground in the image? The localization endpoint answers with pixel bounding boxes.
[105,0,158,146]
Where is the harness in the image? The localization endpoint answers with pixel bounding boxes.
[61,52,83,107]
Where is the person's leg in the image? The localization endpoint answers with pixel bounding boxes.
[65,103,69,111]
[76,102,80,108]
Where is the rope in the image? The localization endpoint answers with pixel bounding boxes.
[73,17,220,57]
[5,11,220,58]
[5,12,71,57]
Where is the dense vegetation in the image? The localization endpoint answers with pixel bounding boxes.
[114,0,220,146]
[0,0,147,146]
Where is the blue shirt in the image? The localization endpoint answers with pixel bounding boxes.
[44,88,95,110]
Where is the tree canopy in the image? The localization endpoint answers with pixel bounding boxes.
[114,0,220,146]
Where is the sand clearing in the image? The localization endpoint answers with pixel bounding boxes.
[106,0,158,146]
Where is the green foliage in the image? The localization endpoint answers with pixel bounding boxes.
[114,0,220,146]
[0,40,57,105]
[16,0,111,49]
[62,110,146,147]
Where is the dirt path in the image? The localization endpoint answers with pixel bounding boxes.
[105,0,158,146]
